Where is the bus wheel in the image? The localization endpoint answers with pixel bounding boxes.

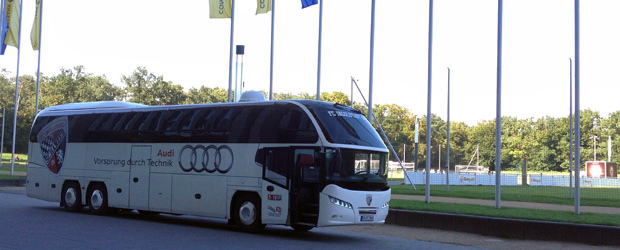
[291,224,313,232]
[61,182,82,212]
[88,183,109,215]
[235,194,265,233]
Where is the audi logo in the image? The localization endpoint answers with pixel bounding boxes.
[178,145,234,173]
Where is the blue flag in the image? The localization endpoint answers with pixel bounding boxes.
[0,0,8,55]
[301,0,318,9]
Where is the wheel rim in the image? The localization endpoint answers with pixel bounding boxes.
[90,189,104,210]
[239,201,256,226]
[65,187,77,207]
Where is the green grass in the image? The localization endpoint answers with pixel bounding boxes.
[0,153,28,172]
[0,174,20,179]
[0,165,27,172]
[1,153,28,162]
[390,184,620,207]
[390,199,620,227]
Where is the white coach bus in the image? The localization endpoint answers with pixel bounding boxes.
[26,93,391,232]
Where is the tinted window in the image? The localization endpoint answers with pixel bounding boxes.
[33,104,320,144]
[264,147,290,187]
[260,104,318,143]
[229,106,267,143]
[302,101,385,148]
[29,116,53,142]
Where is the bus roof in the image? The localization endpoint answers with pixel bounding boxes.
[36,99,334,117]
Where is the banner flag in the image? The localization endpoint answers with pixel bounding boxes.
[209,0,232,18]
[0,0,8,54]
[4,0,20,48]
[30,0,40,50]
[301,0,318,9]
[256,0,271,15]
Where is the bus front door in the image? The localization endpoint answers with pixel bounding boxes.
[262,148,290,225]
[129,145,151,210]
[290,148,320,227]
[260,147,320,227]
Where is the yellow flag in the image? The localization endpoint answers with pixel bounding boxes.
[256,0,271,15]
[209,0,232,19]
[4,0,21,48]
[30,0,41,50]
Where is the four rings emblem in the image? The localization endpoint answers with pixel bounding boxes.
[178,145,234,173]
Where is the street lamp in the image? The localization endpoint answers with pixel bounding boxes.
[234,45,245,102]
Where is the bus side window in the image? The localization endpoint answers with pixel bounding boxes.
[139,111,162,132]
[261,104,318,143]
[248,107,270,143]
[71,114,95,142]
[166,110,193,135]
[30,116,53,142]
[111,113,130,131]
[229,107,265,143]
[264,148,289,187]
[125,112,147,131]
[278,108,318,143]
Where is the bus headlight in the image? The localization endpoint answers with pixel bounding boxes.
[329,196,353,209]
[382,201,389,209]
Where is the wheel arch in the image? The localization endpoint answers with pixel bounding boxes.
[61,179,83,206]
[229,190,261,223]
[85,181,108,205]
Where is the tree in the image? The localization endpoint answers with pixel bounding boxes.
[601,111,620,163]
[273,92,316,100]
[0,72,38,153]
[41,66,121,109]
[122,67,186,105]
[446,121,470,171]
[320,91,350,106]
[466,120,496,170]
[185,86,228,104]
[372,104,416,163]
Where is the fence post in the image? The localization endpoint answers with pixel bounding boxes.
[522,158,527,186]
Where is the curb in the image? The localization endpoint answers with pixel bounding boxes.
[0,177,26,187]
[386,209,620,246]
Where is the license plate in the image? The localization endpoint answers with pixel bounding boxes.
[360,215,374,222]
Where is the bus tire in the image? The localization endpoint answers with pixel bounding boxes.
[87,183,109,215]
[291,224,313,232]
[235,194,265,233]
[61,181,82,212]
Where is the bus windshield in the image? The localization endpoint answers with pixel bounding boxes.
[325,148,388,191]
[301,102,385,148]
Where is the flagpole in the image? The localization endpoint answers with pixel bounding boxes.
[368,0,375,121]
[425,0,433,204]
[316,0,323,101]
[446,67,450,191]
[35,0,43,115]
[269,0,275,100]
[495,0,503,209]
[574,0,581,215]
[11,0,24,176]
[569,58,573,199]
[227,0,236,102]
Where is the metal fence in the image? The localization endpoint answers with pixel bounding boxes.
[400,171,620,204]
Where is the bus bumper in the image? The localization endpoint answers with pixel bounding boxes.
[317,184,391,227]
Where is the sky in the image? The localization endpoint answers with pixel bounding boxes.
[1,0,619,126]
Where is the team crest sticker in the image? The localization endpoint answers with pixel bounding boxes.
[38,117,68,174]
